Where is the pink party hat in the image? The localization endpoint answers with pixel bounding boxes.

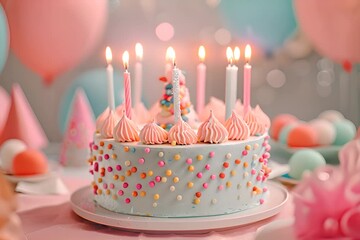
[60,88,95,166]
[0,86,10,136]
[0,84,48,148]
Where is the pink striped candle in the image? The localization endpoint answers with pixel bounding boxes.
[243,44,252,118]
[122,51,132,119]
[196,46,206,115]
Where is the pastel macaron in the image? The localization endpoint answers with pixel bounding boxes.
[271,114,298,141]
[12,149,48,176]
[287,124,318,148]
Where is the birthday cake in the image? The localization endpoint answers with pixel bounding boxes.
[89,48,271,218]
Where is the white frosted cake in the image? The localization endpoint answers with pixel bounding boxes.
[90,70,271,218]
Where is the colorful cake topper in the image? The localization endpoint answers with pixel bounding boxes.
[0,84,48,149]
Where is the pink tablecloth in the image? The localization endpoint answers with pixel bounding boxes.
[17,177,294,240]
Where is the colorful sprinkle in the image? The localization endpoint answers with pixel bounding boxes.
[154,194,160,200]
[119,175,126,181]
[205,164,211,170]
[153,202,158,207]
[97,189,102,195]
[251,169,256,175]
[165,169,172,176]
[111,154,117,159]
[219,172,225,179]
[197,155,203,161]
[99,141,104,147]
[226,153,232,159]
[148,170,154,176]
[94,162,99,172]
[140,191,146,197]
[177,195,182,201]
[186,158,192,164]
[263,187,268,192]
[243,162,249,168]
[171,141,176,146]
[196,172,203,178]
[260,199,265,204]
[242,150,248,156]
[132,191,138,197]
[218,185,224,191]
[136,184,142,190]
[149,181,155,188]
[203,183,208,189]
[252,154,258,160]
[195,192,202,198]
[123,182,129,188]
[247,181,252,187]
[155,176,161,182]
[104,154,110,160]
[245,145,251,151]
[107,166,113,172]
[99,150,103,155]
[144,148,151,153]
[112,195,118,200]
[118,190,124,196]
[170,186,175,191]
[235,159,241,165]
[209,151,215,158]
[97,156,102,161]
[223,162,229,168]
[98,177,102,183]
[106,189,111,195]
[173,177,180,183]
[187,182,194,188]
[116,165,122,171]
[226,181,232,188]
[125,198,131,204]
[158,160,165,167]
[211,199,217,204]
[243,172,249,178]
[125,160,131,167]
[109,183,115,189]
[126,170,132,176]
[174,154,181,161]
[107,144,113,149]
[256,175,262,181]
[194,198,200,205]
[254,143,259,149]
[210,174,216,180]
[103,183,108,189]
[138,158,145,164]
[231,170,236,176]
[124,146,130,152]
[158,151,164,157]
[188,165,195,172]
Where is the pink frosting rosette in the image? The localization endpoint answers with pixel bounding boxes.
[95,107,109,132]
[100,110,118,139]
[197,111,228,144]
[293,138,360,239]
[224,111,250,141]
[168,118,197,145]
[244,110,266,136]
[254,105,271,129]
[140,120,168,144]
[113,112,139,142]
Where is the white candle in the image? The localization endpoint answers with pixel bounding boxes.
[105,47,115,110]
[134,43,143,107]
[243,44,252,118]
[197,46,206,115]
[122,51,132,119]
[168,48,181,123]
[225,47,238,120]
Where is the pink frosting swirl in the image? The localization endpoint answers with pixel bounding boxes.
[244,110,266,136]
[100,110,118,138]
[96,107,109,132]
[254,105,271,128]
[140,120,168,144]
[197,111,228,144]
[224,111,250,140]
[168,118,197,145]
[113,113,139,142]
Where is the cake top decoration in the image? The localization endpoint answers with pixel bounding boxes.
[224,111,250,141]
[140,119,168,145]
[168,118,197,145]
[197,110,228,144]
[113,111,139,142]
[96,107,109,132]
[100,109,118,139]
[244,110,266,136]
[254,105,271,129]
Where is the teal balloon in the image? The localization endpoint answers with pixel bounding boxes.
[59,68,124,133]
[0,5,9,73]
[219,0,297,53]
[289,150,326,180]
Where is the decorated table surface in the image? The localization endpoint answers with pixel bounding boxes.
[16,166,294,240]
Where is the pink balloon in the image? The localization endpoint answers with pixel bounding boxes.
[5,0,107,85]
[295,0,360,65]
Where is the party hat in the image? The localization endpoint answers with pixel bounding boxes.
[0,86,10,136]
[60,88,95,166]
[0,84,48,148]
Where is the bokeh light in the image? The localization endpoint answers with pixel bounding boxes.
[267,69,286,88]
[156,22,174,42]
[214,28,231,46]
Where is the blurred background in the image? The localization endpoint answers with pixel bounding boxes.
[0,0,359,142]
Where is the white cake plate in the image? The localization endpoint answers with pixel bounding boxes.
[70,181,289,233]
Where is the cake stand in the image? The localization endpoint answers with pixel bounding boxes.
[70,181,289,233]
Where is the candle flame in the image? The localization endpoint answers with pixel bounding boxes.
[245,44,251,63]
[234,46,240,62]
[106,46,112,64]
[226,47,233,65]
[122,51,129,70]
[198,45,205,62]
[167,46,176,66]
[135,43,143,61]
[166,46,175,62]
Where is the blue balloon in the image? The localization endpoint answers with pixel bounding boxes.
[219,0,297,53]
[0,5,9,73]
[59,68,124,133]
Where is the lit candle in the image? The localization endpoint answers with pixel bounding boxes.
[134,43,143,107]
[225,47,238,120]
[106,47,115,110]
[243,44,252,118]
[122,51,132,119]
[165,47,173,76]
[168,47,181,123]
[197,45,206,115]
